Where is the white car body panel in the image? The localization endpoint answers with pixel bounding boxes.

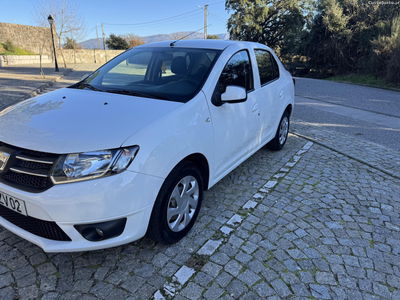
[122,91,215,182]
[0,40,294,251]
[0,89,182,153]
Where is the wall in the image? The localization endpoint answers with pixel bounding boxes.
[0,22,53,55]
[0,22,125,66]
[0,55,52,67]
[56,49,125,65]
[0,50,124,67]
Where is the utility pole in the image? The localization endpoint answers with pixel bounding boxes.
[101,23,107,62]
[96,25,100,49]
[204,4,208,39]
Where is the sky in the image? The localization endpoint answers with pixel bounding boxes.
[0,0,231,42]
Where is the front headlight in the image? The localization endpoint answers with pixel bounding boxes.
[50,146,139,184]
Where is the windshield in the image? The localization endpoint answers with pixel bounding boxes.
[70,47,222,102]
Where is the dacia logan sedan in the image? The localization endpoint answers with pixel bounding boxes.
[0,40,294,252]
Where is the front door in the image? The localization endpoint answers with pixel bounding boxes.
[207,50,261,180]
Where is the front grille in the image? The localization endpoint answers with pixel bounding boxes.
[0,143,60,192]
[4,172,50,189]
[0,205,71,241]
[19,160,52,170]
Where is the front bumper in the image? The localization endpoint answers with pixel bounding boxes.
[0,170,164,252]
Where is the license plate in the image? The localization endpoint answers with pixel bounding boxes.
[0,191,27,216]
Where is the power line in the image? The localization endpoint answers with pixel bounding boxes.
[103,9,202,27]
[82,25,98,35]
[102,13,203,30]
[208,12,228,22]
[208,0,225,6]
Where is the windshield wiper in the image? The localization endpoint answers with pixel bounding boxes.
[79,83,103,92]
[105,89,169,100]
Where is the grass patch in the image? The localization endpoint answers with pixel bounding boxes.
[326,74,400,90]
[186,253,208,272]
[368,239,375,249]
[0,42,36,55]
[211,231,224,240]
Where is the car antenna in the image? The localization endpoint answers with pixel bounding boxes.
[170,24,212,47]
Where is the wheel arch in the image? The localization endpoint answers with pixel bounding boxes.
[285,103,293,117]
[180,153,210,191]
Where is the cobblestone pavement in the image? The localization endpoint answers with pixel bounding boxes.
[0,66,400,299]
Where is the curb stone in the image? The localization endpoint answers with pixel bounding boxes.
[290,131,400,181]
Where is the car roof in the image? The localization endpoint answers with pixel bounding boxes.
[138,39,265,50]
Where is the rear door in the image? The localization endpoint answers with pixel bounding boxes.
[252,48,283,144]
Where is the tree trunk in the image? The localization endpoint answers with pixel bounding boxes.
[39,52,45,78]
[60,46,68,68]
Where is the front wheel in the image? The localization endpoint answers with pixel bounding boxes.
[146,161,203,244]
[267,111,290,151]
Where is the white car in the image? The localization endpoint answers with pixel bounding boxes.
[0,40,294,252]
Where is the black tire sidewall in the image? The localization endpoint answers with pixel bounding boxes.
[267,111,290,151]
[148,161,204,244]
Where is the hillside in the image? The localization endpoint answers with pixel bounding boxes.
[79,32,229,49]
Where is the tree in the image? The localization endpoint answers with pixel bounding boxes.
[225,0,313,53]
[123,34,145,48]
[64,37,81,49]
[33,0,85,67]
[33,0,85,46]
[106,34,129,50]
[373,15,400,83]
[304,0,399,77]
[207,34,221,39]
[37,30,52,78]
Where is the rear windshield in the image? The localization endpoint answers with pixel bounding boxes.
[70,47,222,102]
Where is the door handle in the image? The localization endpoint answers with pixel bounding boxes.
[252,103,259,112]
[279,91,284,98]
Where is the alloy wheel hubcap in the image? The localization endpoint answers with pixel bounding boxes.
[167,175,199,232]
[279,117,289,144]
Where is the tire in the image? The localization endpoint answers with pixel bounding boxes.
[267,110,290,151]
[146,161,204,244]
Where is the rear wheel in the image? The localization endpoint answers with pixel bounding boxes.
[146,161,203,244]
[267,111,290,151]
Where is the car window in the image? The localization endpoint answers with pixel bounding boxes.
[255,49,280,85]
[271,54,280,79]
[72,47,222,103]
[218,50,254,93]
[103,52,151,86]
[161,52,190,78]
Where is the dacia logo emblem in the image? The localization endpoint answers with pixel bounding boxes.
[0,151,10,172]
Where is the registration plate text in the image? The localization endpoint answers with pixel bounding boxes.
[0,191,27,216]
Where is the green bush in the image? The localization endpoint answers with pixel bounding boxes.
[386,50,400,84]
[3,40,16,52]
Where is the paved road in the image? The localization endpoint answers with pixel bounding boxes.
[0,64,82,112]
[293,78,400,151]
[0,66,399,300]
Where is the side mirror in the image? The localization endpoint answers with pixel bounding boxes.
[81,74,90,81]
[221,86,247,104]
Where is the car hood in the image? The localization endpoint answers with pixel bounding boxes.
[0,88,182,153]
